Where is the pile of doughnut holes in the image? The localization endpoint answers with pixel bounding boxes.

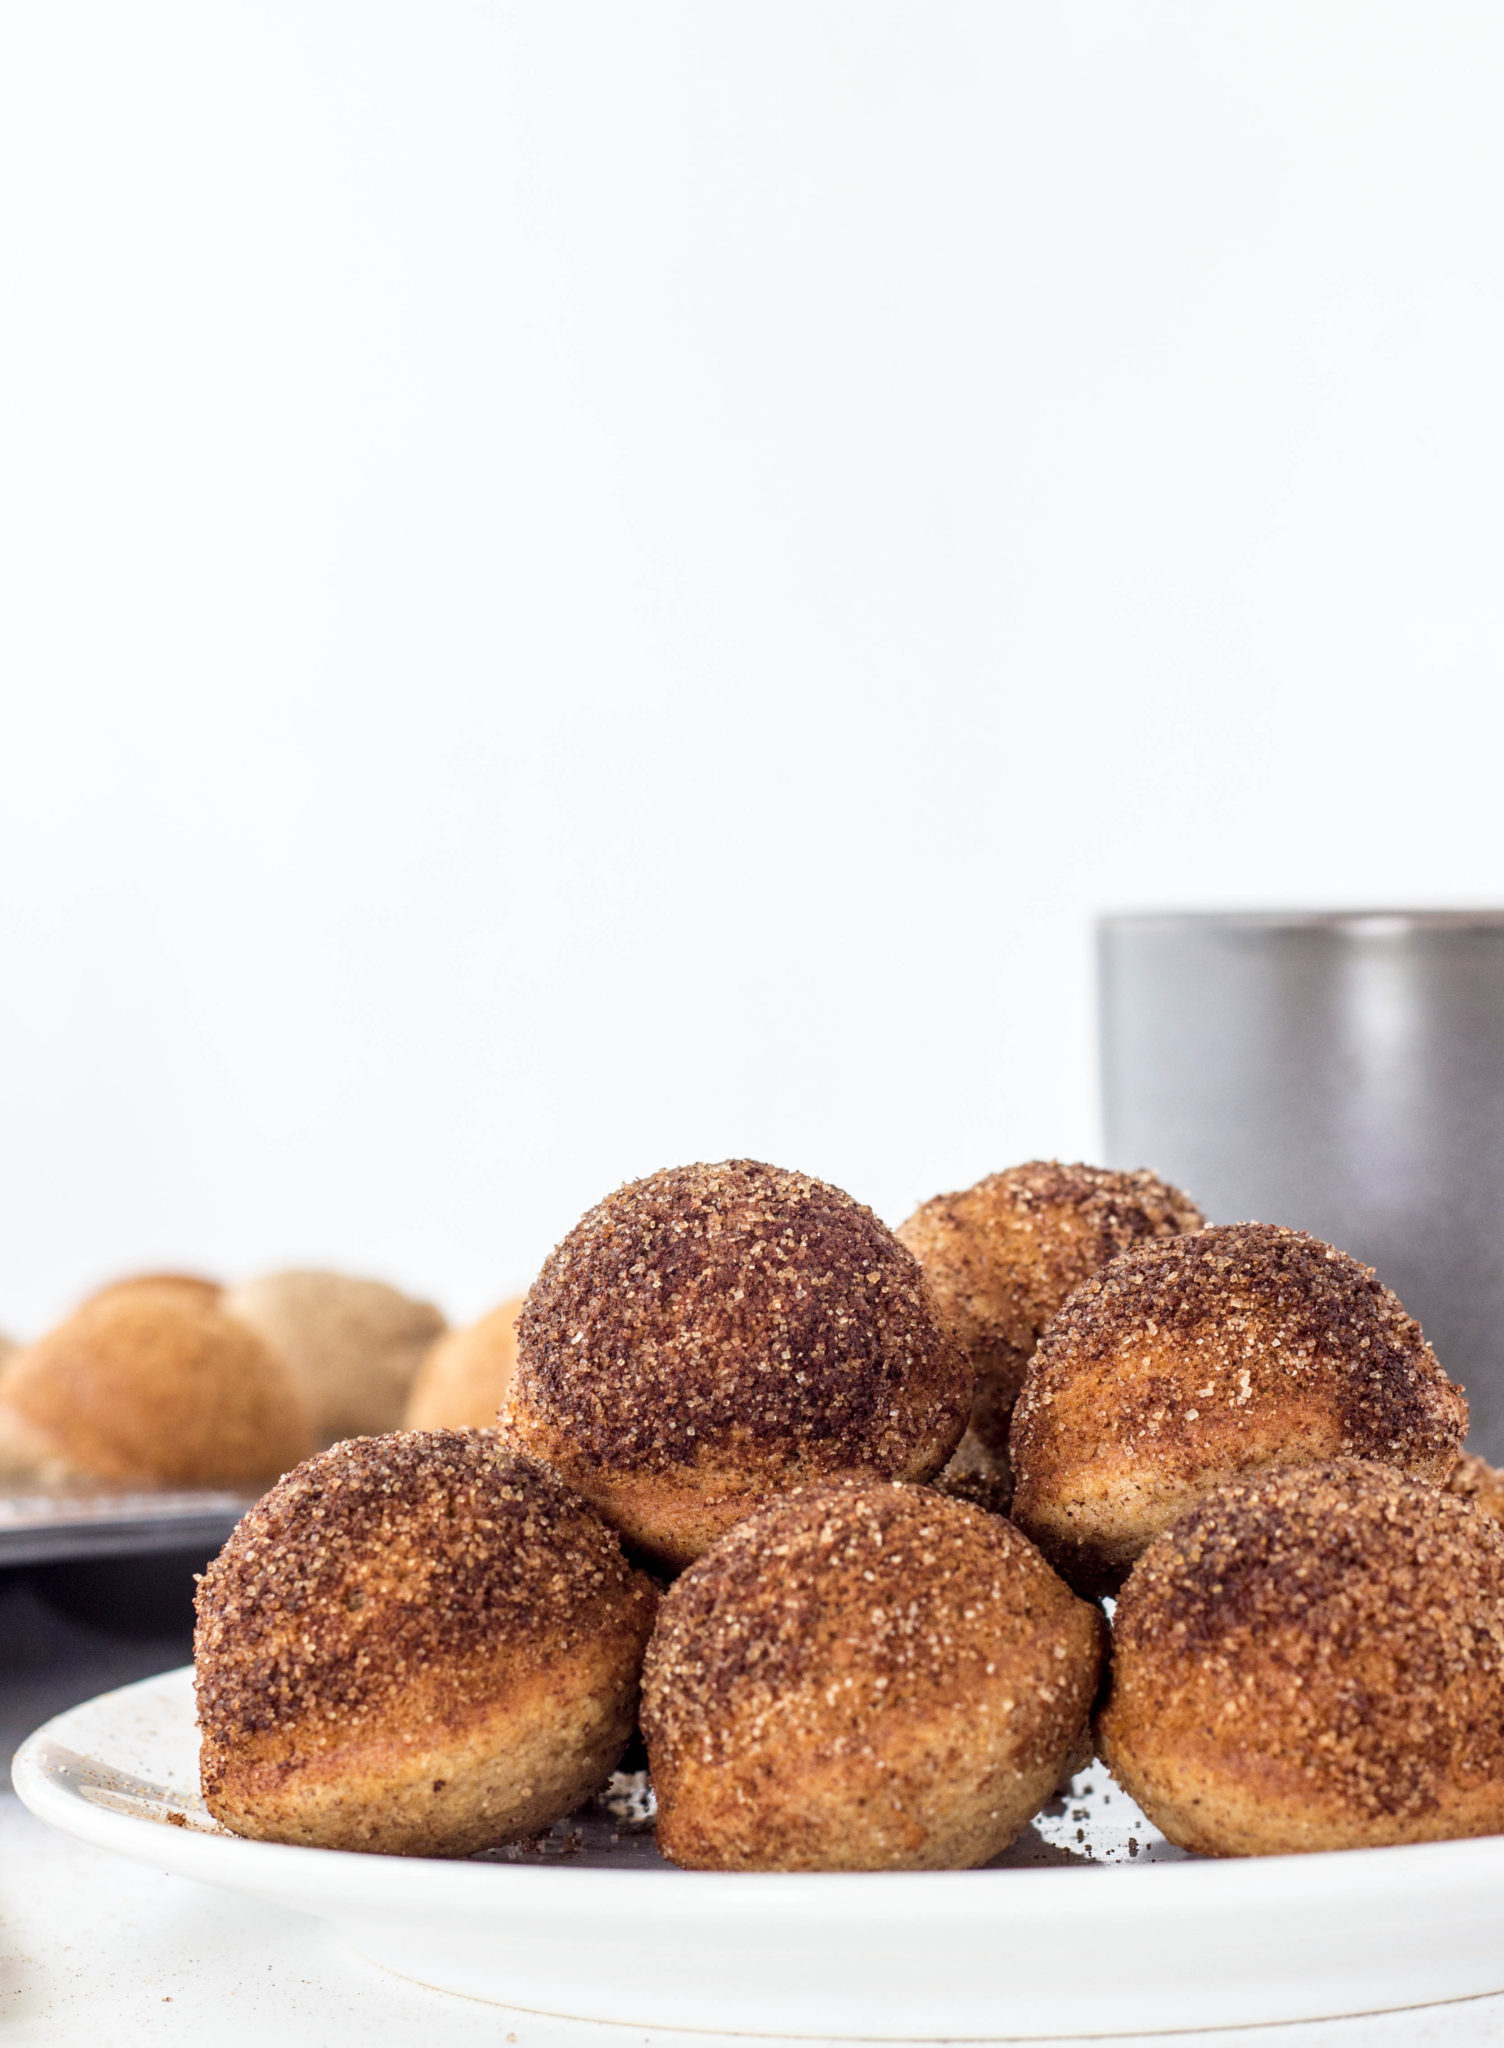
[191,1157,1504,1869]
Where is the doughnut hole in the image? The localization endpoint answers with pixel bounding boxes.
[195,1432,658,1855]
[1010,1223,1466,1593]
[642,1480,1103,1871]
[1097,1459,1504,1856]
[504,1161,971,1568]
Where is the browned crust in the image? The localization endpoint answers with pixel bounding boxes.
[504,1161,971,1567]
[1,1292,310,1486]
[205,1637,645,1856]
[1097,1459,1504,1855]
[196,1432,658,1853]
[404,1298,523,1430]
[1445,1452,1504,1526]
[196,1431,652,1746]
[80,1272,224,1311]
[641,1479,1103,1870]
[898,1162,1202,1455]
[1010,1223,1467,1591]
[224,1270,446,1443]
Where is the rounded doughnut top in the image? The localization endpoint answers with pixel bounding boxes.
[645,1479,1090,1753]
[195,1431,649,1752]
[0,1289,309,1486]
[1009,1222,1466,1587]
[404,1298,522,1430]
[900,1161,1201,1374]
[642,1479,1102,1869]
[1099,1459,1504,1854]
[506,1161,971,1560]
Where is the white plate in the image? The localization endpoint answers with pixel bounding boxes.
[14,1667,1504,2041]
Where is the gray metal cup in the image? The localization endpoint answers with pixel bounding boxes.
[1099,910,1504,1460]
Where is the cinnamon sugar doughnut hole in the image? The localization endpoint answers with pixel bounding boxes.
[642,1480,1104,1871]
[503,1161,971,1569]
[196,1432,658,1856]
[899,1162,1202,1461]
[1010,1223,1466,1592]
[1097,1460,1504,1856]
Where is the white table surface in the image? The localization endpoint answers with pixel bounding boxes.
[8,1572,1504,2047]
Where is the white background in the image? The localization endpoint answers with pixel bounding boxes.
[3,2,1503,1340]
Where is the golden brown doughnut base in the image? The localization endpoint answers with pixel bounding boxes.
[1013,1407,1460,1596]
[201,1647,640,1857]
[505,1419,961,1572]
[657,1695,1092,1873]
[528,1451,893,1570]
[1095,1719,1504,1859]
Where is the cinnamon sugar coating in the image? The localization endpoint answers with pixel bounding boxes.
[1010,1223,1466,1592]
[1097,1460,1504,1855]
[642,1480,1103,1870]
[196,1432,658,1855]
[898,1161,1202,1458]
[504,1161,971,1568]
[1445,1452,1504,1527]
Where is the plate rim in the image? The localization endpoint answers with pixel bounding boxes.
[18,1663,1504,1926]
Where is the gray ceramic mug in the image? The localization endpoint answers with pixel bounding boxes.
[1098,909,1504,1460]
